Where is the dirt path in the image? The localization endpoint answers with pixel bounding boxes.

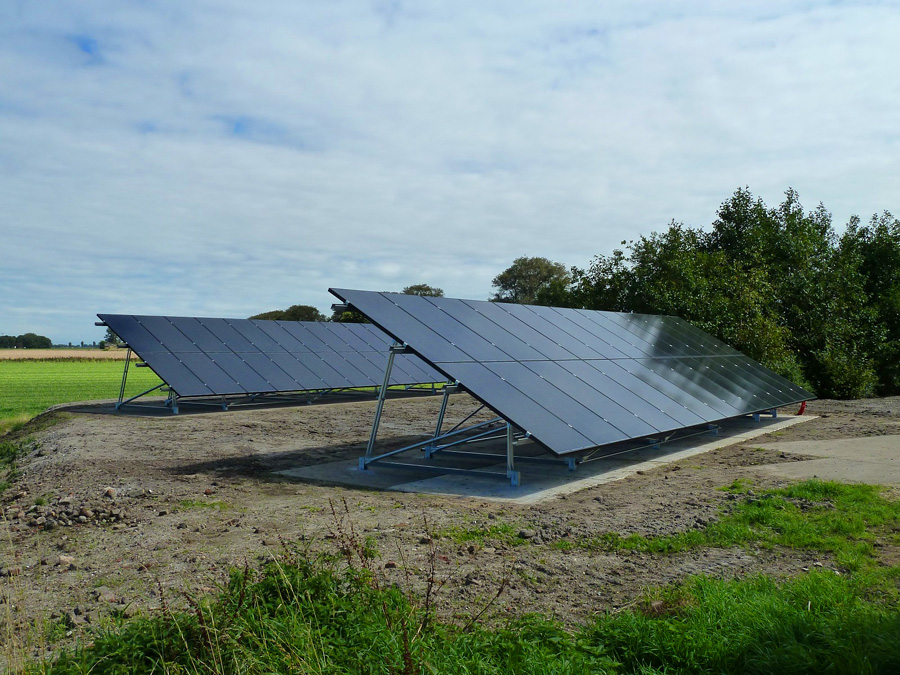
[2,395,899,666]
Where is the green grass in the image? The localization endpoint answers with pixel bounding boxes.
[0,360,163,430]
[575,480,900,571]
[436,521,527,546]
[588,570,900,674]
[30,552,900,675]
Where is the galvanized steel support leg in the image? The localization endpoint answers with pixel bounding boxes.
[116,348,132,410]
[425,384,455,458]
[361,343,400,470]
[506,423,520,487]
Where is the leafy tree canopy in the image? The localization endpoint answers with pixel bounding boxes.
[558,187,900,399]
[330,309,369,323]
[103,328,123,345]
[490,256,570,305]
[402,284,444,297]
[250,304,328,322]
[0,333,52,349]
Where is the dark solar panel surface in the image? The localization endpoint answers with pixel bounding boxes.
[98,314,445,398]
[328,289,814,457]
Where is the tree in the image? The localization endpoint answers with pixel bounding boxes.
[250,304,328,322]
[490,256,570,305]
[332,285,444,322]
[330,308,369,323]
[14,333,52,349]
[402,284,444,297]
[0,335,15,348]
[558,187,900,398]
[103,328,123,346]
[839,211,900,394]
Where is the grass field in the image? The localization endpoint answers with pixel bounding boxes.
[0,359,163,433]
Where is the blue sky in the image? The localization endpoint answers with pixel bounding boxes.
[1,1,898,343]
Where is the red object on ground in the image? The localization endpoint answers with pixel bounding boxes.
[796,401,807,415]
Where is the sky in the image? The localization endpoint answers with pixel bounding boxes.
[1,1,898,344]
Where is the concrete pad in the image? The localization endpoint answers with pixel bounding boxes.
[755,435,900,485]
[277,414,814,504]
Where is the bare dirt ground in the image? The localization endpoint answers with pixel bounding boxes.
[2,394,900,666]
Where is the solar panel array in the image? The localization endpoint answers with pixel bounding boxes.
[98,314,444,398]
[329,289,814,457]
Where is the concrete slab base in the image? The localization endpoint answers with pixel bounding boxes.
[755,435,900,485]
[277,415,814,504]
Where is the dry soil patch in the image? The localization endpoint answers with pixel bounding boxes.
[2,395,898,666]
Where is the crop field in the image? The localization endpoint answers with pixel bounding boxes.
[0,348,131,360]
[0,359,163,430]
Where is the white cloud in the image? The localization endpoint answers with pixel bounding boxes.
[1,1,898,342]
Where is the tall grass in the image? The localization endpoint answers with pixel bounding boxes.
[29,553,900,675]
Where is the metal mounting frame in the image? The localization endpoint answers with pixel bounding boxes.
[357,342,580,486]
[112,345,437,415]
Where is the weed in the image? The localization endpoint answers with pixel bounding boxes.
[719,478,753,493]
[0,437,30,495]
[436,521,527,546]
[0,416,30,438]
[551,540,574,551]
[298,504,324,513]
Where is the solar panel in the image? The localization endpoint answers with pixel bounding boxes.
[98,314,445,398]
[328,289,814,457]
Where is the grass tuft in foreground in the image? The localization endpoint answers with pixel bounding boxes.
[29,554,900,675]
[25,488,900,675]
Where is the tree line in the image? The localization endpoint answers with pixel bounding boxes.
[0,333,52,349]
[250,284,445,323]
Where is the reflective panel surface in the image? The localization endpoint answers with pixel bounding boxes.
[329,289,815,456]
[98,314,445,397]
